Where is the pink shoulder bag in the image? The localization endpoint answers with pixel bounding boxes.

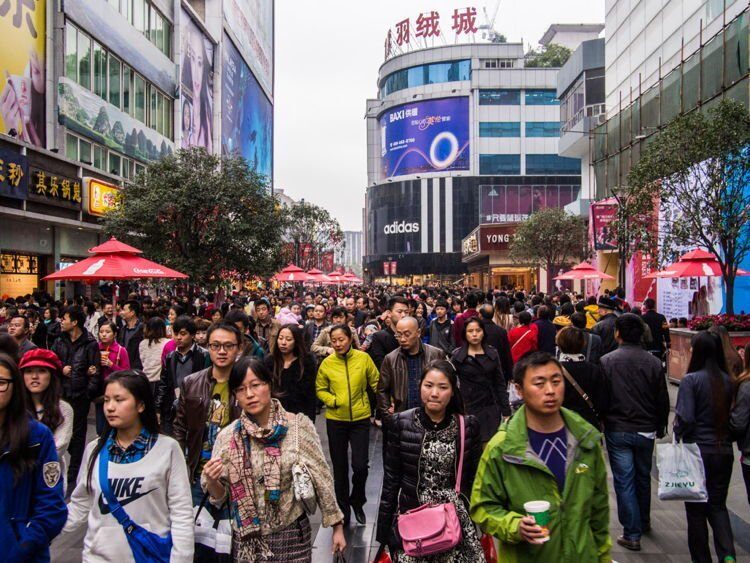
[397,414,465,557]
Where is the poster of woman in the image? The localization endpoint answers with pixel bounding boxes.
[180,10,214,151]
[0,0,46,147]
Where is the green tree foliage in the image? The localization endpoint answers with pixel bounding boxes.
[104,147,285,288]
[509,208,589,292]
[525,43,572,68]
[282,201,344,271]
[618,99,750,314]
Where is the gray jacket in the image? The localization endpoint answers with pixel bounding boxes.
[730,379,750,464]
[376,343,445,418]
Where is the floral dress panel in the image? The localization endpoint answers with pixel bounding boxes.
[397,414,485,563]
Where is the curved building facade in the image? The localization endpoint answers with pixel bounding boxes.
[364,43,581,286]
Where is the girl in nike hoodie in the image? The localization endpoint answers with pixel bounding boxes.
[57,370,194,562]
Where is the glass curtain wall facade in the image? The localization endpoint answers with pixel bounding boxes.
[379,60,471,97]
[592,9,748,198]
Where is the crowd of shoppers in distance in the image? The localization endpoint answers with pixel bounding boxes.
[0,282,748,562]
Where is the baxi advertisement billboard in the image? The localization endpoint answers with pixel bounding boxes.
[221,34,273,183]
[380,97,470,178]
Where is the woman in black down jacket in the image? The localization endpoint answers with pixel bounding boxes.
[451,317,510,443]
[264,324,318,421]
[376,360,483,562]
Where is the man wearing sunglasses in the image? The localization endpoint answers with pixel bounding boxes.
[173,322,242,506]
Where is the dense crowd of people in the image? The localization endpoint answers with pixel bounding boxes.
[0,283,748,562]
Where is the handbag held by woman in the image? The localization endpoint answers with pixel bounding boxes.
[396,415,465,557]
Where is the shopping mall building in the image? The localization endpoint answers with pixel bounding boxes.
[363,34,599,288]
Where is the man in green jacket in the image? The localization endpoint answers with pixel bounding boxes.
[471,351,611,562]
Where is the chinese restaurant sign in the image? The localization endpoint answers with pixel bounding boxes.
[86,178,120,216]
[0,147,28,200]
[28,168,82,209]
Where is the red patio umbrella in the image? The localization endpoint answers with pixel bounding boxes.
[645,248,750,278]
[326,270,344,284]
[305,268,331,283]
[554,262,615,281]
[42,237,188,281]
[273,264,309,282]
[342,271,364,284]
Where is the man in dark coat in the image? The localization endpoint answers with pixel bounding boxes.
[533,305,557,355]
[592,296,619,356]
[368,296,409,369]
[479,304,513,380]
[117,299,144,370]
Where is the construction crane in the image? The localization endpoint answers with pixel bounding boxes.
[478,1,507,43]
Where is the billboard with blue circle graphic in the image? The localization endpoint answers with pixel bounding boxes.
[380,97,470,178]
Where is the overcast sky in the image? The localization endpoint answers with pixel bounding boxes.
[274,0,605,231]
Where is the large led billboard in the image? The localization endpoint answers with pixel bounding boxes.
[223,0,273,99]
[380,97,470,178]
[221,34,273,183]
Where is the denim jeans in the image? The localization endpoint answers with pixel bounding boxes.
[605,431,655,541]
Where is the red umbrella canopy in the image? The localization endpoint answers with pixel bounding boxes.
[43,254,188,281]
[645,248,750,278]
[342,271,364,283]
[88,237,143,255]
[273,264,309,282]
[305,268,331,283]
[554,262,615,281]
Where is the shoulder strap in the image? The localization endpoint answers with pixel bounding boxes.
[560,365,597,414]
[295,415,301,463]
[511,328,532,351]
[585,333,593,359]
[98,441,136,530]
[454,414,465,493]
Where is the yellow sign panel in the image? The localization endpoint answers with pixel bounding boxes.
[87,178,121,216]
[0,0,46,146]
[0,273,38,299]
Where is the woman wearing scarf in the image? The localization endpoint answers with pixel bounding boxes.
[202,356,346,562]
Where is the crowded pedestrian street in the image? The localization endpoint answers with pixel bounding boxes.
[2,0,750,562]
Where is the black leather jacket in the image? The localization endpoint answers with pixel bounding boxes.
[376,408,481,546]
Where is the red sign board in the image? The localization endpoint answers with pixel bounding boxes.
[390,261,398,276]
[385,7,478,60]
[383,261,390,276]
[479,224,517,252]
[591,201,618,250]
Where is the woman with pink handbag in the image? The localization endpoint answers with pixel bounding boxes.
[376,359,484,562]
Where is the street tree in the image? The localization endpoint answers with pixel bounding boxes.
[509,207,589,292]
[282,201,344,271]
[104,147,285,289]
[620,99,750,314]
[525,43,572,68]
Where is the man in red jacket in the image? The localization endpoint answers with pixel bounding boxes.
[508,311,538,363]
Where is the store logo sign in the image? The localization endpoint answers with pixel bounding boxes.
[383,221,420,235]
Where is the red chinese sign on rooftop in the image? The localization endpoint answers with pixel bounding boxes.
[384,7,478,60]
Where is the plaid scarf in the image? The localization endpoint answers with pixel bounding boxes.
[227,399,288,540]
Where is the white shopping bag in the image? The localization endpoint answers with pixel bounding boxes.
[656,437,708,502]
[194,502,232,555]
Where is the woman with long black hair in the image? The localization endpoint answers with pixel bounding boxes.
[377,360,483,562]
[20,348,73,492]
[0,352,68,561]
[451,317,510,444]
[675,330,736,563]
[61,370,194,561]
[265,324,318,421]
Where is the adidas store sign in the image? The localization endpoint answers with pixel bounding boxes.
[384,221,420,235]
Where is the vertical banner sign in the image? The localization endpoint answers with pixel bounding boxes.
[591,202,618,250]
[0,0,45,146]
[0,147,28,199]
[180,9,214,150]
[390,261,398,276]
[221,35,273,183]
[383,261,390,276]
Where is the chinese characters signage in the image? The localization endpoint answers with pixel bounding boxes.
[28,167,82,209]
[0,147,28,199]
[385,7,478,60]
[87,178,120,216]
[1,253,38,274]
[591,200,618,250]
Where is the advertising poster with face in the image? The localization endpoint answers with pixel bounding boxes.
[0,0,46,146]
[181,10,214,151]
[221,34,273,183]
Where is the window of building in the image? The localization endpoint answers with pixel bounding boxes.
[64,22,173,140]
[499,59,515,68]
[109,0,171,56]
[94,145,106,170]
[525,89,559,105]
[109,152,122,176]
[479,122,521,137]
[526,154,580,174]
[379,59,470,97]
[525,122,561,137]
[479,154,521,175]
[108,56,121,108]
[482,59,498,69]
[479,89,521,105]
